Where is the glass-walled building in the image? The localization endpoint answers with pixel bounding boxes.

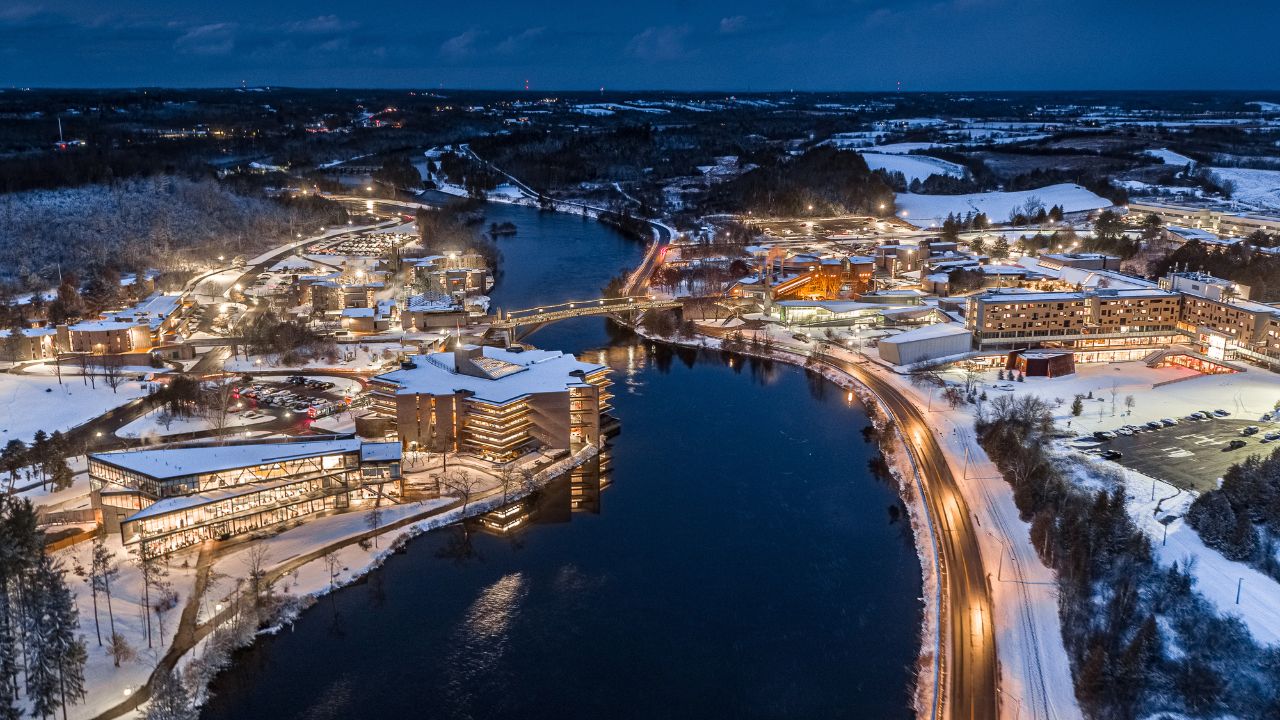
[90,436,402,557]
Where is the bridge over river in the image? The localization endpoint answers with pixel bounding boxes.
[486,295,681,344]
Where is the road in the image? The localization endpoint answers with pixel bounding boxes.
[696,326,999,720]
[819,351,997,720]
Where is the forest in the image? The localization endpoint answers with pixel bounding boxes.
[977,395,1280,719]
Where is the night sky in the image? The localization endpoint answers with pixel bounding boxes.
[3,0,1278,90]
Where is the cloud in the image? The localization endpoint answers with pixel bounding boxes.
[495,26,545,55]
[174,23,237,56]
[626,25,692,62]
[284,15,358,34]
[439,28,484,61]
[718,15,747,34]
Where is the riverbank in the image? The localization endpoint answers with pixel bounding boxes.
[625,328,944,718]
[86,445,600,720]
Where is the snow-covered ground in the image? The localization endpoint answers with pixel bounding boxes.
[857,151,966,182]
[0,372,151,441]
[114,406,275,440]
[1207,167,1280,212]
[895,183,1112,227]
[57,535,200,720]
[864,141,952,154]
[1062,456,1280,647]
[1145,148,1196,167]
[935,361,1280,434]
[223,343,408,373]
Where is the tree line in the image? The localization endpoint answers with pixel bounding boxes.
[977,394,1280,718]
[1187,447,1280,580]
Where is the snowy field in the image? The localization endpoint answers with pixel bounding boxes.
[857,151,965,182]
[863,142,951,154]
[937,361,1280,433]
[1207,167,1280,212]
[895,183,1112,226]
[0,373,150,441]
[1145,148,1196,167]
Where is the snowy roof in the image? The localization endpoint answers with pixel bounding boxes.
[107,293,182,331]
[92,437,363,480]
[19,327,56,337]
[375,346,606,404]
[69,320,143,332]
[360,442,402,463]
[880,323,971,344]
[125,475,302,521]
[341,307,375,318]
[406,294,460,312]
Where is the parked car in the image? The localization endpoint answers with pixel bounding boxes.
[1161,418,1178,427]
[1228,440,1248,450]
[1145,421,1163,430]
[1263,432,1280,443]
[1101,450,1123,460]
[1117,427,1134,436]
[1094,431,1117,441]
[1214,409,1231,417]
[1242,426,1260,436]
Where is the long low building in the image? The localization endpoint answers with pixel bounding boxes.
[90,436,402,557]
[877,323,973,366]
[965,287,1186,361]
[372,344,612,460]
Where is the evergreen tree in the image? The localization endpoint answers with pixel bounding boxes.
[25,553,86,720]
[990,236,1010,259]
[1071,396,1084,417]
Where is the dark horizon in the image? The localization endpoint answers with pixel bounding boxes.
[3,1,1279,91]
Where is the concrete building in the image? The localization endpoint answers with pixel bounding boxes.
[90,436,402,557]
[371,345,611,460]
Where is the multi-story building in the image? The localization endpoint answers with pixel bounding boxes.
[966,288,1182,357]
[371,344,611,460]
[56,292,188,355]
[90,436,402,557]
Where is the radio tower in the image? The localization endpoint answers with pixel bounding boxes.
[524,78,530,91]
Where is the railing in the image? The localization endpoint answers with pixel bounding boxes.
[492,296,681,330]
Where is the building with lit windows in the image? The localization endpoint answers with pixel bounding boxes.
[966,287,1182,357]
[89,436,402,557]
[370,344,611,460]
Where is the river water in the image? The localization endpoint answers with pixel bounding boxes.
[200,199,922,719]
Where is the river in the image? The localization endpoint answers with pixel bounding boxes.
[199,198,922,719]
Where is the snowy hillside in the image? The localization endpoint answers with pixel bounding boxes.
[895,183,1112,226]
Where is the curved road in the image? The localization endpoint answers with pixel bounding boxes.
[818,351,997,720]
[697,326,999,720]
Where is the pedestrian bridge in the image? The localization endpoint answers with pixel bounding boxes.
[488,295,681,341]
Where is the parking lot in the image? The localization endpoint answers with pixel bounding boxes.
[1105,418,1278,492]
[231,375,361,421]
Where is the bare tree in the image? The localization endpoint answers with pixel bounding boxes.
[200,372,238,441]
[1124,395,1135,416]
[106,632,136,668]
[441,469,484,515]
[499,465,520,504]
[323,552,341,594]
[242,545,273,614]
[101,355,126,394]
[365,504,384,549]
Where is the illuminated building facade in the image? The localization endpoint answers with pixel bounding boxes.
[371,345,611,460]
[90,436,402,557]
